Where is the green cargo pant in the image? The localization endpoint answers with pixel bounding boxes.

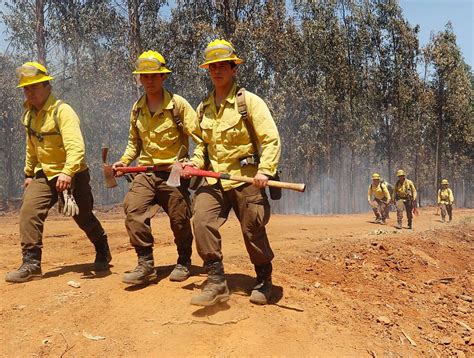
[192,182,274,266]
[123,172,193,264]
[20,169,107,251]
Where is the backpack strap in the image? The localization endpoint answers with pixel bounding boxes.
[170,94,183,130]
[131,95,144,151]
[24,100,63,141]
[236,87,260,162]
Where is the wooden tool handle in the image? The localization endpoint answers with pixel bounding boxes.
[229,175,306,192]
[183,167,306,193]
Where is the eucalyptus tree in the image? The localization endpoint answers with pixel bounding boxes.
[424,23,473,203]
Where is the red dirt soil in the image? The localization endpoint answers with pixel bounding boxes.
[0,207,473,357]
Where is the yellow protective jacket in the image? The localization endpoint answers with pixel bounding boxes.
[438,188,454,204]
[120,90,199,166]
[191,84,281,191]
[394,179,417,201]
[368,182,391,202]
[23,94,87,180]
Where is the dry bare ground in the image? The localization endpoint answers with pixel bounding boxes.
[0,207,473,357]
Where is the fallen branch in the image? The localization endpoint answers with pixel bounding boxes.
[274,303,304,312]
[367,349,377,358]
[162,315,249,326]
[401,330,417,347]
[58,332,75,358]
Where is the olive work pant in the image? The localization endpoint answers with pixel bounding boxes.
[123,172,193,264]
[396,199,413,223]
[20,169,107,252]
[372,198,388,220]
[440,204,453,221]
[192,182,274,266]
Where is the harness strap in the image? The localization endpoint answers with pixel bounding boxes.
[236,87,260,164]
[131,92,184,154]
[24,100,64,141]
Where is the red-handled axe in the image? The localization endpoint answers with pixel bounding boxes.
[166,163,306,192]
[102,146,186,189]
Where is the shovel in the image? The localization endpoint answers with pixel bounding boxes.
[167,163,306,192]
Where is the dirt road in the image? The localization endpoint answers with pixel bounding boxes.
[0,207,473,357]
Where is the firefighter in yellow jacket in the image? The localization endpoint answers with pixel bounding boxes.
[368,173,391,224]
[113,51,199,285]
[438,179,454,223]
[185,39,281,306]
[393,169,417,229]
[5,62,111,283]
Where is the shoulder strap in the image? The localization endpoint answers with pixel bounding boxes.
[52,100,63,135]
[236,87,260,157]
[197,92,212,125]
[24,100,63,139]
[170,93,183,130]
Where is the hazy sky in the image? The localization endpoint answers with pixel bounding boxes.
[1,1,473,67]
[399,0,473,68]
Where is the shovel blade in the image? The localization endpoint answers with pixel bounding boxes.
[166,162,182,187]
[103,164,118,188]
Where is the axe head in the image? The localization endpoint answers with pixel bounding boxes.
[103,164,118,188]
[102,147,118,188]
[166,162,183,187]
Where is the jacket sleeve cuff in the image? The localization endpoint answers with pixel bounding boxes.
[61,168,74,177]
[257,167,275,177]
[120,156,132,166]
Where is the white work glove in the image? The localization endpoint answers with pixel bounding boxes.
[62,190,79,217]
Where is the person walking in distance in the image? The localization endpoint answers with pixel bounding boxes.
[367,173,391,224]
[186,39,281,306]
[5,62,111,283]
[113,51,198,285]
[393,169,417,229]
[437,179,454,223]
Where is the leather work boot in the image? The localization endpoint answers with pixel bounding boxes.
[5,249,43,283]
[122,247,155,285]
[190,261,230,306]
[93,239,112,271]
[407,219,413,229]
[169,262,190,282]
[250,263,273,305]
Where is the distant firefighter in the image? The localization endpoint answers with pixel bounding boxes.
[393,169,417,229]
[437,179,454,223]
[367,173,391,224]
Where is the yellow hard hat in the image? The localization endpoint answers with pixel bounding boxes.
[441,179,449,185]
[199,39,243,68]
[16,61,54,88]
[372,173,381,179]
[133,50,171,74]
[396,169,406,177]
